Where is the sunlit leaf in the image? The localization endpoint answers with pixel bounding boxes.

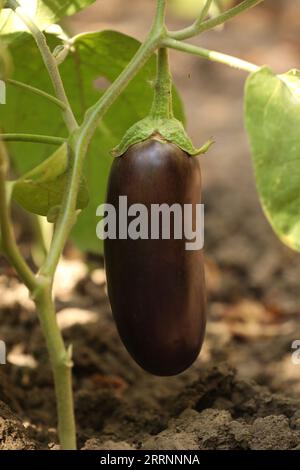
[0,0,95,40]
[245,67,300,252]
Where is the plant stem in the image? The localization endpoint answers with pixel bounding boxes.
[0,133,66,145]
[0,141,37,290]
[6,0,78,133]
[150,48,173,119]
[33,285,76,450]
[40,2,167,279]
[168,0,264,40]
[163,38,260,73]
[4,79,67,110]
[152,0,167,34]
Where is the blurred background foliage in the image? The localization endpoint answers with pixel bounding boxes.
[170,0,234,19]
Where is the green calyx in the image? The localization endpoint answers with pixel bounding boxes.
[113,47,213,158]
[112,115,214,157]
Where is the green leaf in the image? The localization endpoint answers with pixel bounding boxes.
[0,0,96,40]
[245,66,300,252]
[0,30,185,253]
[12,143,89,217]
[0,41,12,78]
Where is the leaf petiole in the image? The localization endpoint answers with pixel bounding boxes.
[0,133,66,145]
[4,79,67,110]
[163,38,260,74]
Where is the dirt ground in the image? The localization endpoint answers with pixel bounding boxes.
[1,0,300,450]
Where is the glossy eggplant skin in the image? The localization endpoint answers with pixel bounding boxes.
[104,138,206,376]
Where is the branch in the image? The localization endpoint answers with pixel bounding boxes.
[152,0,167,34]
[163,38,260,73]
[168,0,264,40]
[0,133,66,145]
[4,79,67,110]
[6,0,78,133]
[0,140,37,290]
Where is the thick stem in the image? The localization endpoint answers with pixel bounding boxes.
[168,0,264,40]
[6,0,78,133]
[163,38,260,73]
[0,133,66,145]
[0,141,37,291]
[34,285,76,450]
[150,47,173,120]
[4,79,67,110]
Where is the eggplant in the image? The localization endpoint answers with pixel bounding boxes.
[104,138,206,376]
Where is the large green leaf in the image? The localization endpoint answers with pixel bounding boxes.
[0,0,95,39]
[0,30,185,253]
[245,66,300,252]
[12,143,89,217]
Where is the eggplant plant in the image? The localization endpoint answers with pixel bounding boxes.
[1,0,299,450]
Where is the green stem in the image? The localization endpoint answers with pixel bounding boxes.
[152,0,167,34]
[4,79,67,110]
[168,0,264,40]
[0,141,37,291]
[33,285,76,450]
[163,38,260,73]
[150,47,173,119]
[0,133,66,145]
[40,3,167,279]
[6,0,78,133]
